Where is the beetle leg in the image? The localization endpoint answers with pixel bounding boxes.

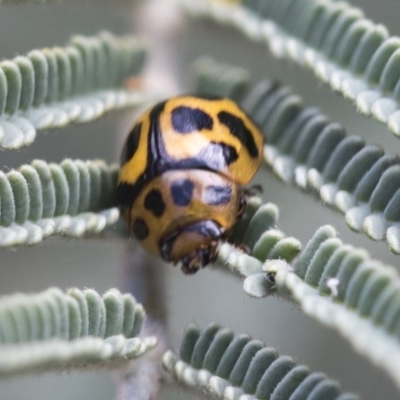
[236,183,262,222]
[237,193,247,220]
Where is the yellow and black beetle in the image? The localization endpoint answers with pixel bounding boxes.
[117,95,263,274]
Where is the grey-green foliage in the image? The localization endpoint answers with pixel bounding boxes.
[216,197,301,279]
[188,51,400,388]
[214,195,300,286]
[0,26,160,383]
[0,159,119,247]
[243,80,400,254]
[0,31,151,149]
[216,196,400,390]
[0,287,144,343]
[261,225,400,391]
[178,0,400,135]
[163,324,359,400]
[192,56,400,255]
[0,287,157,377]
[293,226,399,338]
[4,0,400,396]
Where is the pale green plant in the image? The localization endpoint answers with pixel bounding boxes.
[3,1,400,399]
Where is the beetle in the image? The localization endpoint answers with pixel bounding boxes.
[117,95,263,274]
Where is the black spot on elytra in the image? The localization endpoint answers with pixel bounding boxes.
[220,142,239,165]
[144,189,166,217]
[120,122,142,165]
[171,179,194,206]
[204,185,232,205]
[132,218,149,240]
[117,182,137,210]
[217,111,259,159]
[171,106,213,133]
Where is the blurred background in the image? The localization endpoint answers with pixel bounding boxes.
[1,0,400,398]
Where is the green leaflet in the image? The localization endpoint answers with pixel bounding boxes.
[0,335,157,377]
[216,197,400,391]
[193,56,400,394]
[0,287,145,343]
[0,287,157,377]
[0,159,120,247]
[163,324,358,400]
[179,0,400,136]
[193,57,400,254]
[288,226,400,339]
[0,31,154,150]
[245,80,400,254]
[216,198,301,280]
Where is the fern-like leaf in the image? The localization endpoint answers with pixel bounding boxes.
[218,196,301,271]
[0,159,120,246]
[178,0,400,136]
[243,79,400,254]
[163,324,359,399]
[216,197,400,390]
[0,287,156,377]
[0,31,153,149]
[193,57,400,255]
